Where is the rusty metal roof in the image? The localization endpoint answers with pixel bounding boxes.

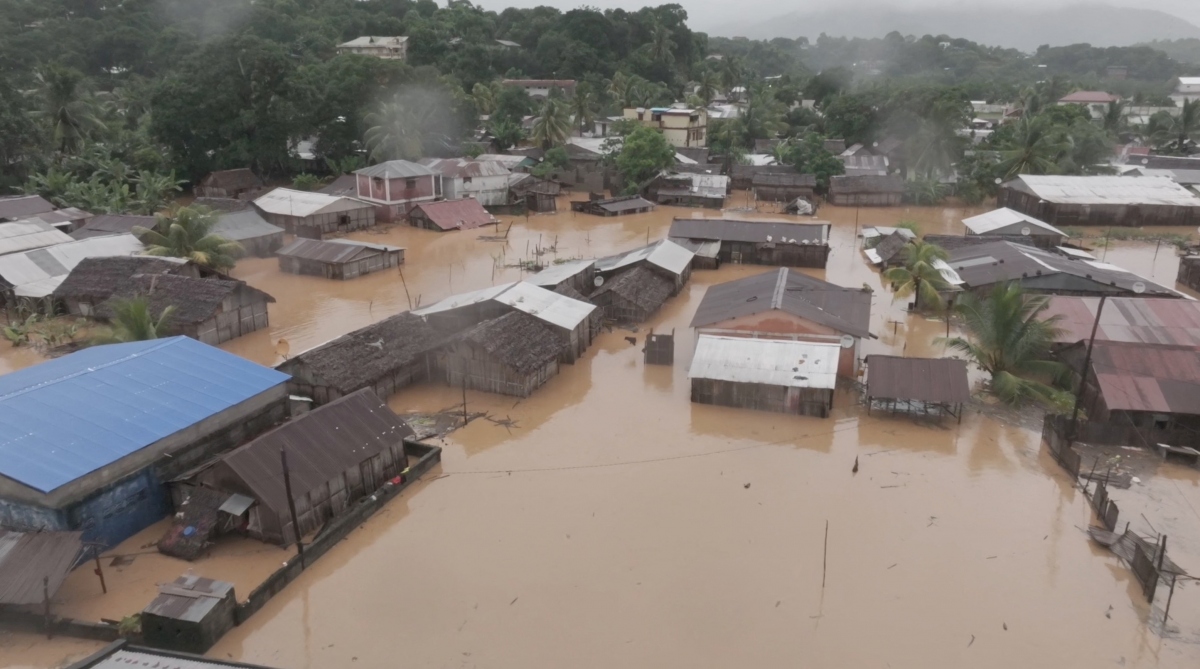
[216,388,413,515]
[411,198,497,231]
[1091,343,1200,415]
[0,529,83,605]
[865,356,971,404]
[1042,297,1200,346]
[143,574,233,622]
[690,268,872,338]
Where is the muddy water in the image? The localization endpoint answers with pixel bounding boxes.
[7,195,1200,668]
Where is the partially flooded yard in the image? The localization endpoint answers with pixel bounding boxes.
[5,194,1200,668]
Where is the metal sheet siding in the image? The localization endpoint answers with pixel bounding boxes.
[688,335,839,389]
[0,337,289,493]
[1091,344,1200,414]
[0,528,82,605]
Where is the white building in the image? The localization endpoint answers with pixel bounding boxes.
[500,79,576,98]
[336,36,408,60]
[417,158,511,206]
[1173,77,1200,106]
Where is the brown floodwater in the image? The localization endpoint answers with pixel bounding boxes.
[6,194,1200,668]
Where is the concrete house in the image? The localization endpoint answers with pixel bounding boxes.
[690,268,873,378]
[418,158,511,206]
[501,79,576,98]
[623,107,708,148]
[1173,76,1200,105]
[337,36,408,60]
[253,188,376,238]
[354,160,441,222]
[1057,91,1122,120]
[0,337,289,548]
[276,239,404,280]
[688,335,839,417]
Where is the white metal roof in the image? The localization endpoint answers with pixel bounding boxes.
[413,283,515,316]
[492,282,596,330]
[0,218,73,256]
[1011,176,1200,206]
[0,234,145,297]
[688,335,839,390]
[327,238,404,252]
[1178,77,1200,86]
[527,259,595,287]
[355,160,435,178]
[1055,246,1095,260]
[962,208,1066,237]
[338,36,408,48]
[862,226,917,241]
[930,259,965,286]
[595,239,694,277]
[254,188,369,217]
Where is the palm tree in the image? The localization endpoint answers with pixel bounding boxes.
[490,117,524,151]
[569,84,596,136]
[883,241,951,311]
[363,94,434,161]
[996,118,1066,178]
[30,65,106,153]
[649,23,675,64]
[133,170,184,214]
[531,97,572,149]
[1167,98,1200,154]
[134,206,243,272]
[470,81,500,116]
[92,297,175,344]
[721,57,743,101]
[740,86,786,143]
[1102,100,1127,136]
[606,72,630,108]
[695,69,719,107]
[941,282,1071,407]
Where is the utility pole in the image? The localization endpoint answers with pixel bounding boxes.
[1068,295,1106,445]
[281,448,305,568]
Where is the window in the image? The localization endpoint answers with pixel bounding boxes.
[405,178,417,189]
[372,177,384,194]
[463,177,473,184]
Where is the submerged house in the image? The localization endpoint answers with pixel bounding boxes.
[590,265,675,323]
[435,311,566,397]
[0,218,73,256]
[0,337,289,548]
[418,158,511,206]
[195,169,263,199]
[730,164,796,190]
[595,239,694,293]
[827,175,904,206]
[96,274,275,346]
[961,208,1067,248]
[668,217,831,268]
[690,268,873,378]
[571,195,656,217]
[54,256,202,316]
[688,335,839,417]
[408,198,497,231]
[997,175,1200,227]
[276,238,403,280]
[751,172,817,202]
[277,312,442,406]
[527,259,597,293]
[354,160,441,222]
[647,172,729,208]
[1041,296,1200,351]
[254,188,376,238]
[508,173,560,212]
[212,209,285,257]
[0,233,145,301]
[181,389,412,545]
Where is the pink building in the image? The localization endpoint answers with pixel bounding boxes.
[354,160,442,222]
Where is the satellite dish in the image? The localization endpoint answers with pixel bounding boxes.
[593,275,605,288]
[1132,282,1146,294]
[1020,226,1032,236]
[994,178,1003,185]
[839,334,855,349]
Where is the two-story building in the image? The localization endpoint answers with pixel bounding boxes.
[501,79,576,98]
[1057,91,1122,120]
[623,107,707,148]
[354,160,441,222]
[1173,77,1200,106]
[418,158,511,206]
[337,36,408,60]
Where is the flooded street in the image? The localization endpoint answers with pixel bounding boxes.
[5,194,1200,668]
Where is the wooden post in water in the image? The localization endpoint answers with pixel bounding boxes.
[1164,574,1177,624]
[93,546,107,594]
[822,520,829,589]
[461,374,468,426]
[43,576,51,638]
[398,266,413,311]
[281,448,305,568]
[1068,295,1107,446]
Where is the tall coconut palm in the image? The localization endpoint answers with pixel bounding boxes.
[531,97,572,148]
[1102,100,1127,136]
[30,65,106,153]
[941,282,1071,407]
[363,94,433,161]
[740,86,786,143]
[606,72,630,108]
[471,81,500,116]
[569,84,597,135]
[92,297,175,344]
[1166,98,1200,154]
[721,57,743,101]
[695,69,719,107]
[649,23,675,64]
[882,240,951,311]
[134,206,242,272]
[996,118,1066,178]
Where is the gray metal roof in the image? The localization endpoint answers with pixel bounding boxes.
[669,217,829,245]
[0,218,73,256]
[946,241,1180,297]
[276,238,400,264]
[527,259,595,287]
[143,574,233,622]
[962,208,1066,237]
[212,210,284,241]
[0,234,145,297]
[690,268,873,338]
[1004,175,1200,206]
[355,160,436,178]
[0,194,54,220]
[0,529,83,605]
[865,355,971,404]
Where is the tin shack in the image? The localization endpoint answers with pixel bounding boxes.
[276,238,403,280]
[688,335,839,417]
[997,175,1200,227]
[254,188,376,239]
[436,311,565,397]
[669,217,830,268]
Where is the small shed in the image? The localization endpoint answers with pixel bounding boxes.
[644,329,674,365]
[0,194,54,222]
[195,168,263,199]
[508,173,560,212]
[188,389,412,545]
[97,274,275,346]
[436,311,565,397]
[212,209,285,257]
[527,259,597,294]
[141,574,236,654]
[277,312,442,406]
[962,208,1067,248]
[0,218,73,256]
[571,195,656,216]
[55,256,199,317]
[752,172,817,202]
[276,238,403,280]
[595,239,695,293]
[668,218,831,268]
[70,214,157,240]
[590,266,675,323]
[865,231,912,267]
[254,188,376,239]
[408,198,497,231]
[864,355,970,421]
[827,175,904,206]
[688,335,839,417]
[730,164,796,190]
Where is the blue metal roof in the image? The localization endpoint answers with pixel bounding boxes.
[0,337,289,494]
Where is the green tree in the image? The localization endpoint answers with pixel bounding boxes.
[784,134,844,193]
[532,146,569,178]
[616,126,675,192]
[364,95,429,161]
[882,241,951,311]
[531,97,572,148]
[31,65,107,154]
[133,170,184,214]
[569,83,596,135]
[490,117,525,151]
[471,81,501,116]
[995,118,1066,178]
[695,69,719,107]
[941,282,1071,407]
[134,206,243,272]
[1102,100,1127,136]
[92,297,176,344]
[292,173,321,191]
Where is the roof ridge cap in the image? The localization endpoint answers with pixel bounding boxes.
[0,338,181,403]
[771,268,787,309]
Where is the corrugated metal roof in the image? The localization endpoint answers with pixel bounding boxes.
[413,282,515,316]
[594,240,694,277]
[212,210,283,241]
[418,158,510,179]
[80,647,278,669]
[0,218,73,255]
[253,188,370,218]
[1091,343,1200,415]
[338,36,408,48]
[0,337,288,494]
[527,260,595,287]
[1042,296,1200,346]
[691,268,872,338]
[1007,175,1200,206]
[144,574,233,622]
[70,214,156,240]
[354,160,436,178]
[688,335,839,389]
[946,241,1179,296]
[0,234,145,297]
[493,282,596,330]
[412,198,497,231]
[0,529,83,605]
[218,389,412,515]
[962,208,1066,237]
[862,226,917,241]
[596,195,655,212]
[1059,91,1121,104]
[0,195,54,220]
[669,218,829,245]
[276,238,399,263]
[865,355,971,404]
[669,238,721,258]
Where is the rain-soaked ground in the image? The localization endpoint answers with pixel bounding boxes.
[4,193,1200,668]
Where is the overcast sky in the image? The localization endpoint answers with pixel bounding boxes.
[470,0,1200,36]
